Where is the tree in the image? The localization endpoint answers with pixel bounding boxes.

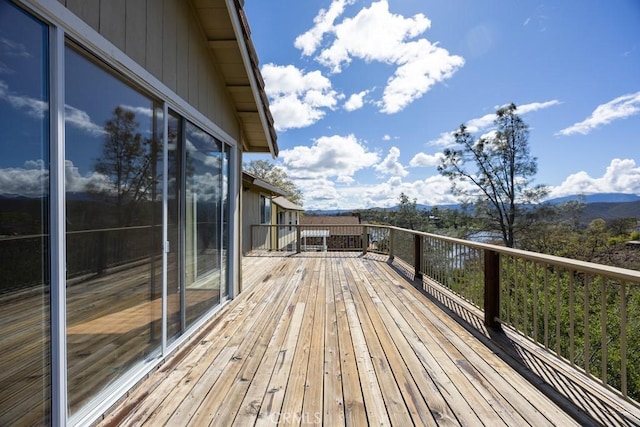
[92,106,157,225]
[244,159,303,205]
[518,201,585,256]
[438,103,547,247]
[393,193,423,230]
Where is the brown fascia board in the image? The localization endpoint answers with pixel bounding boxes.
[233,1,279,157]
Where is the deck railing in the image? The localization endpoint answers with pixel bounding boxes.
[0,225,161,293]
[250,223,640,405]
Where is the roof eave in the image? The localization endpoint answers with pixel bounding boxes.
[192,0,278,157]
[224,0,278,157]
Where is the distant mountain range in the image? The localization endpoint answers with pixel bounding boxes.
[305,193,640,219]
[2,191,639,222]
[544,193,640,205]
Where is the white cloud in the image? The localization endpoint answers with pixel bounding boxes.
[0,81,48,119]
[557,91,640,136]
[64,160,112,193]
[0,37,31,58]
[279,134,379,181]
[300,174,460,210]
[374,146,408,177]
[65,105,106,136]
[382,134,392,141]
[344,90,369,111]
[120,104,154,118]
[295,176,342,207]
[517,100,561,114]
[465,112,496,133]
[314,1,431,72]
[428,131,456,147]
[261,63,342,131]
[429,100,560,147]
[0,159,114,197]
[0,62,12,75]
[298,0,463,114]
[548,158,640,198]
[379,39,465,113]
[189,172,223,201]
[294,0,355,55]
[0,162,48,198]
[409,152,443,167]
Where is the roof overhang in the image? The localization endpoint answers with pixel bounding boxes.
[192,0,278,157]
[272,196,304,211]
[242,172,287,196]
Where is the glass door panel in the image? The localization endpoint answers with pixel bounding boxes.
[0,2,50,424]
[184,122,222,328]
[64,44,162,415]
[166,111,182,342]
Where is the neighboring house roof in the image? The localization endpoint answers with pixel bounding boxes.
[192,0,278,156]
[242,171,287,196]
[301,215,364,236]
[272,196,304,211]
[301,215,361,225]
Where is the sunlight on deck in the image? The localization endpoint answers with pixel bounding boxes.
[98,252,638,426]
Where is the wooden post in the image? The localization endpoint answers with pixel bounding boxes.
[388,228,395,260]
[484,249,501,330]
[361,226,368,255]
[296,225,301,253]
[414,234,423,281]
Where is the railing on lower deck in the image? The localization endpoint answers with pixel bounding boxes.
[250,223,640,406]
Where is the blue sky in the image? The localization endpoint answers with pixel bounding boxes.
[244,0,640,210]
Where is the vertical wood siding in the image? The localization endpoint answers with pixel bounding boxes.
[59,0,240,141]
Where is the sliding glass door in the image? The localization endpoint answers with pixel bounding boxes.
[0,3,235,421]
[64,43,163,416]
[0,2,50,424]
[166,114,226,341]
[183,122,223,327]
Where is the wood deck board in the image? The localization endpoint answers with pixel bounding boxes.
[360,258,524,426]
[372,258,577,426]
[98,253,632,426]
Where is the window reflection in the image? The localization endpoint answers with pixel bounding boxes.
[0,1,50,425]
[64,44,162,415]
[167,111,182,341]
[184,122,222,327]
[221,143,230,300]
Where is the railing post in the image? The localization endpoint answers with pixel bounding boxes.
[388,227,395,260]
[484,249,501,330]
[361,226,368,255]
[414,234,423,281]
[296,225,301,253]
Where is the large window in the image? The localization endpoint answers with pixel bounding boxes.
[0,1,237,424]
[260,194,271,224]
[0,2,50,425]
[64,43,163,415]
[166,116,227,338]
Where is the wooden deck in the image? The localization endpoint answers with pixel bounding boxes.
[98,252,638,426]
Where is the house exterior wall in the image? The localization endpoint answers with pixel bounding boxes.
[58,0,240,141]
[242,189,262,254]
[0,1,269,425]
[275,206,300,251]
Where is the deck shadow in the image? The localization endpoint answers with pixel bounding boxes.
[383,256,640,427]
